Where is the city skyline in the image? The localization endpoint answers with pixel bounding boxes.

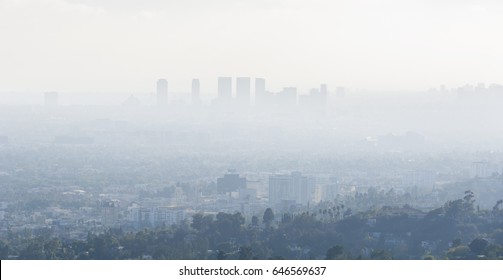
[3,78,503,106]
[2,0,503,265]
[1,0,503,93]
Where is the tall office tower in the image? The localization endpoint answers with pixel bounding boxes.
[319,83,328,105]
[156,79,168,106]
[268,172,316,210]
[217,169,247,194]
[191,79,200,104]
[402,170,436,196]
[320,84,327,95]
[44,92,59,107]
[255,78,266,105]
[236,77,251,104]
[322,176,339,202]
[217,77,232,100]
[100,200,120,227]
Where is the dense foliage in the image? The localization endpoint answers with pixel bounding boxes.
[1,192,503,260]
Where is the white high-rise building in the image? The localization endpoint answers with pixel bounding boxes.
[191,79,200,104]
[218,77,232,100]
[269,172,316,209]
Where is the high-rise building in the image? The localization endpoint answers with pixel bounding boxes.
[217,169,247,194]
[156,79,168,106]
[276,87,297,106]
[128,204,186,228]
[322,176,339,202]
[218,77,232,100]
[403,170,435,195]
[470,161,499,178]
[255,78,265,95]
[269,172,316,209]
[236,77,251,105]
[255,78,266,105]
[44,92,59,107]
[320,84,328,105]
[100,200,120,227]
[320,84,327,95]
[312,84,328,108]
[191,79,200,104]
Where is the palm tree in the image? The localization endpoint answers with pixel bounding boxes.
[493,199,503,211]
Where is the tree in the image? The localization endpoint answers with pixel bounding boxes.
[238,246,254,260]
[325,245,345,260]
[0,240,10,259]
[493,199,503,211]
[423,255,436,260]
[281,213,293,224]
[19,238,46,259]
[44,238,62,259]
[215,212,245,238]
[451,238,462,248]
[370,249,392,260]
[486,244,503,259]
[217,250,227,260]
[444,191,477,224]
[343,208,352,218]
[469,238,488,255]
[446,245,470,260]
[192,213,213,232]
[191,213,205,231]
[492,229,503,246]
[463,190,475,214]
[444,199,464,222]
[263,208,274,228]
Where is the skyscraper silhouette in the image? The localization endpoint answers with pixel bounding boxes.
[191,79,200,104]
[319,83,328,106]
[217,77,232,101]
[269,172,315,209]
[320,84,327,95]
[156,79,168,106]
[255,78,266,106]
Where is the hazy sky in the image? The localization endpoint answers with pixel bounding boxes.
[1,0,503,94]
